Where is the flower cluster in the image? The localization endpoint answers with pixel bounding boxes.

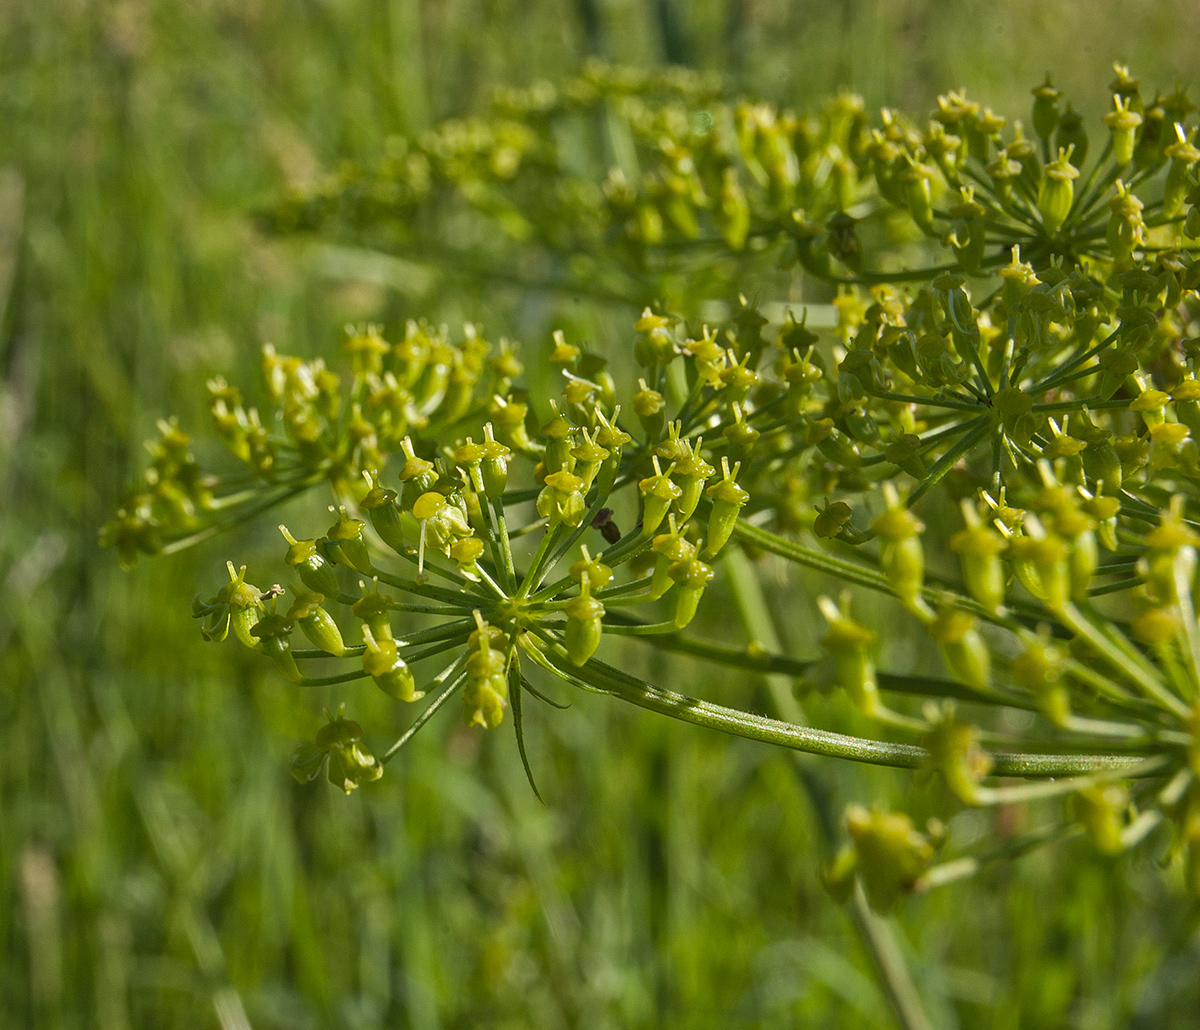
[107,65,1200,910]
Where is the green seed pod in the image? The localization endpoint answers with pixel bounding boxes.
[845,804,939,914]
[360,473,407,554]
[541,402,574,475]
[216,561,265,650]
[668,555,714,629]
[570,427,610,492]
[1037,146,1079,235]
[362,625,420,702]
[817,595,878,716]
[548,328,580,370]
[633,379,666,441]
[452,438,488,495]
[479,423,512,499]
[325,737,384,794]
[463,614,508,729]
[1104,95,1142,166]
[299,710,383,793]
[280,525,341,597]
[638,456,683,538]
[985,150,1022,206]
[1009,530,1070,612]
[869,485,925,615]
[1173,379,1200,435]
[450,537,486,581]
[569,544,613,591]
[671,439,716,524]
[287,593,345,656]
[397,436,440,507]
[1055,104,1088,168]
[325,506,373,575]
[490,393,535,454]
[564,581,605,665]
[716,166,750,250]
[947,218,986,275]
[650,516,696,600]
[900,157,936,233]
[1107,180,1146,263]
[1031,75,1062,141]
[921,705,993,804]
[703,458,750,559]
[1163,123,1200,218]
[949,506,1007,612]
[352,582,394,642]
[251,612,302,683]
[1011,634,1070,727]
[928,609,991,692]
[1081,441,1123,495]
[536,469,587,528]
[633,308,678,366]
[884,434,927,480]
[593,407,632,498]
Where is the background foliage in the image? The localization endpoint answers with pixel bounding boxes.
[4,1,1200,1027]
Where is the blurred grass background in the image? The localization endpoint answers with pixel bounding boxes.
[3,1,1200,1027]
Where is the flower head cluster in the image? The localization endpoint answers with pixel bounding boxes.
[108,66,1200,909]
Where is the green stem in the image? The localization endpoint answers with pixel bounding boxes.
[491,496,517,592]
[906,416,991,509]
[380,656,469,763]
[531,634,1154,776]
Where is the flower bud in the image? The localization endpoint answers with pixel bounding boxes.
[570,544,613,590]
[362,625,420,701]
